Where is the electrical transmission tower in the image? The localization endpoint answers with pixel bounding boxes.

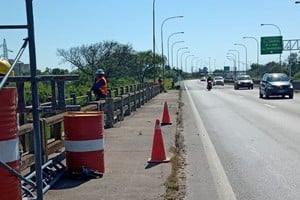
[0,39,13,60]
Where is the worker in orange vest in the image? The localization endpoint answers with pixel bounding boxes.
[91,69,108,100]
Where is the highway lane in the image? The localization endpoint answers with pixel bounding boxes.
[183,79,300,200]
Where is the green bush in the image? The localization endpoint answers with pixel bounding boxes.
[293,72,300,80]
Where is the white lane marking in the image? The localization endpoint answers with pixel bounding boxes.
[263,104,276,109]
[184,84,237,200]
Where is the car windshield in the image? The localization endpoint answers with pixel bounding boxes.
[267,74,289,82]
[214,77,223,80]
[237,76,251,80]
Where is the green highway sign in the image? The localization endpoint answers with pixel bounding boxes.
[261,36,283,55]
[224,66,230,72]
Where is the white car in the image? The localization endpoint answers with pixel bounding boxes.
[200,76,207,81]
[213,76,224,86]
[234,75,253,90]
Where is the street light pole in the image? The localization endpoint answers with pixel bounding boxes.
[180,51,190,71]
[229,49,240,71]
[171,41,184,66]
[243,36,259,77]
[261,23,282,68]
[167,32,184,67]
[152,0,156,74]
[161,16,183,87]
[185,54,194,72]
[227,55,236,68]
[208,57,211,73]
[234,43,248,73]
[176,47,188,70]
[191,57,200,73]
[227,53,237,78]
[243,36,259,66]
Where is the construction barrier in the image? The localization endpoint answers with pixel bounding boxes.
[148,119,170,163]
[161,101,172,126]
[64,111,105,175]
[0,87,21,200]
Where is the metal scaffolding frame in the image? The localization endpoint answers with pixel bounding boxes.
[0,1,44,199]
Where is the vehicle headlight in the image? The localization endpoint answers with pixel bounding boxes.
[290,84,293,89]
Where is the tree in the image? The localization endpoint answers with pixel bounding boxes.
[131,51,155,83]
[57,41,135,83]
[287,52,299,77]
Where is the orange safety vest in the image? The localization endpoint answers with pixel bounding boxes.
[98,76,108,95]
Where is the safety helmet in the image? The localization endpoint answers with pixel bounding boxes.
[0,59,14,76]
[95,69,105,75]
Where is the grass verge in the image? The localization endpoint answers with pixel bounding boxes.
[164,87,186,199]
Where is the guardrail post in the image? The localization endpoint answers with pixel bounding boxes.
[120,87,124,95]
[145,83,150,102]
[50,80,57,109]
[117,95,124,121]
[130,85,133,93]
[136,84,141,108]
[150,84,154,99]
[142,83,146,104]
[125,93,131,116]
[107,89,112,98]
[16,82,26,113]
[132,89,137,111]
[86,91,92,103]
[40,118,48,163]
[105,97,114,128]
[70,93,76,105]
[57,80,66,109]
[114,88,118,97]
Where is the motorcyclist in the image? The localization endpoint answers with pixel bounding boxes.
[207,75,213,89]
[207,76,213,83]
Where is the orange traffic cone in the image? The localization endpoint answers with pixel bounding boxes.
[148,119,170,163]
[161,101,172,126]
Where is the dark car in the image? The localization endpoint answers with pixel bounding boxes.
[234,75,253,90]
[259,73,294,99]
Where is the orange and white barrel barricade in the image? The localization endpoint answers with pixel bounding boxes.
[64,111,104,176]
[0,87,21,200]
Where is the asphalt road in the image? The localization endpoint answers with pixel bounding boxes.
[182,79,300,200]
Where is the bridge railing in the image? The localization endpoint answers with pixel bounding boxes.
[1,75,161,170]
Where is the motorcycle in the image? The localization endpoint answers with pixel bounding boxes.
[207,80,212,91]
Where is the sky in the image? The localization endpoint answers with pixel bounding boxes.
[0,0,299,73]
